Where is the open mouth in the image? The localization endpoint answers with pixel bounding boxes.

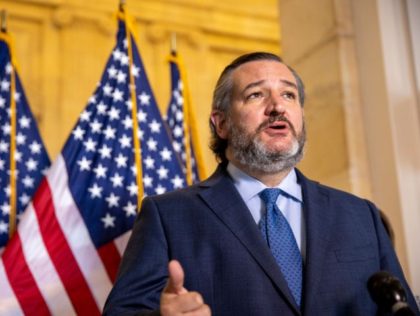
[268,122,288,130]
[257,116,295,136]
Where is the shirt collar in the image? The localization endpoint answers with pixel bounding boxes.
[227,162,302,203]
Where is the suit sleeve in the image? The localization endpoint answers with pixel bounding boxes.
[367,200,420,314]
[102,197,169,316]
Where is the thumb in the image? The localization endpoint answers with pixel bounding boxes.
[164,260,187,295]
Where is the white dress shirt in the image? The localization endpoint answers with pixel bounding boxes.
[227,162,306,260]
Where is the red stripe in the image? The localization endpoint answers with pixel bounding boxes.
[3,233,51,315]
[33,179,101,315]
[98,242,121,283]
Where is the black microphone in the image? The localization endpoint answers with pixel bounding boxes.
[367,271,415,316]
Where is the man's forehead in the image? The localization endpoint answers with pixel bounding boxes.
[232,60,297,90]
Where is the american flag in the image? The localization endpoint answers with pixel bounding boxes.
[165,52,205,184]
[0,13,185,315]
[0,32,50,252]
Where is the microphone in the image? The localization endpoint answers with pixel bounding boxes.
[367,271,415,316]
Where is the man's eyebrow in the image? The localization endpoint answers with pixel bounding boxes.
[282,79,298,90]
[241,79,298,94]
[242,80,265,93]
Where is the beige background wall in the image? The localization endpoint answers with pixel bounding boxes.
[280,0,420,295]
[352,0,420,294]
[0,0,281,175]
[1,0,419,295]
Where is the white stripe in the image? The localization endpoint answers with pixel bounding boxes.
[47,155,112,309]
[114,230,131,256]
[19,203,76,315]
[0,260,24,316]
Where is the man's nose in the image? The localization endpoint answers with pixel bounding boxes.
[265,93,285,115]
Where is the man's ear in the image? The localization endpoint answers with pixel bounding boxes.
[210,110,228,139]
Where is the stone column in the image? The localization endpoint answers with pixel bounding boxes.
[279,0,372,197]
[279,0,420,293]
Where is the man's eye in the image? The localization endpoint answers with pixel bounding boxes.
[283,92,296,100]
[246,92,263,100]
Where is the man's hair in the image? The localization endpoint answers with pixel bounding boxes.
[209,52,306,163]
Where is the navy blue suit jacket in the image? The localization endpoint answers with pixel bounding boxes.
[103,166,419,315]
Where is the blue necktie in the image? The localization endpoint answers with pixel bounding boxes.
[259,188,302,306]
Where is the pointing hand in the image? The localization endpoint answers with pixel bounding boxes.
[160,260,211,315]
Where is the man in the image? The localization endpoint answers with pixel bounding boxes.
[103,52,419,315]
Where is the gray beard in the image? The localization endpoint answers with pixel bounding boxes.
[227,117,306,174]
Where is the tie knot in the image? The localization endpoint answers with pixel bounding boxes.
[259,188,281,206]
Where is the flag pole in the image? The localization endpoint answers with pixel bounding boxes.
[120,2,145,210]
[167,42,195,185]
[2,11,18,238]
[170,32,177,55]
[1,10,7,32]
[169,33,196,183]
[119,0,126,12]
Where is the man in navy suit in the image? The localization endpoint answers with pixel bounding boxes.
[103,52,419,315]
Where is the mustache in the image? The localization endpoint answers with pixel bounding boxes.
[256,114,297,137]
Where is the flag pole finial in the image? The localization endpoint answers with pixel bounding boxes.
[119,0,126,12]
[171,32,177,55]
[1,10,7,33]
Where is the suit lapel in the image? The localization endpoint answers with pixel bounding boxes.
[296,170,335,314]
[199,167,301,315]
